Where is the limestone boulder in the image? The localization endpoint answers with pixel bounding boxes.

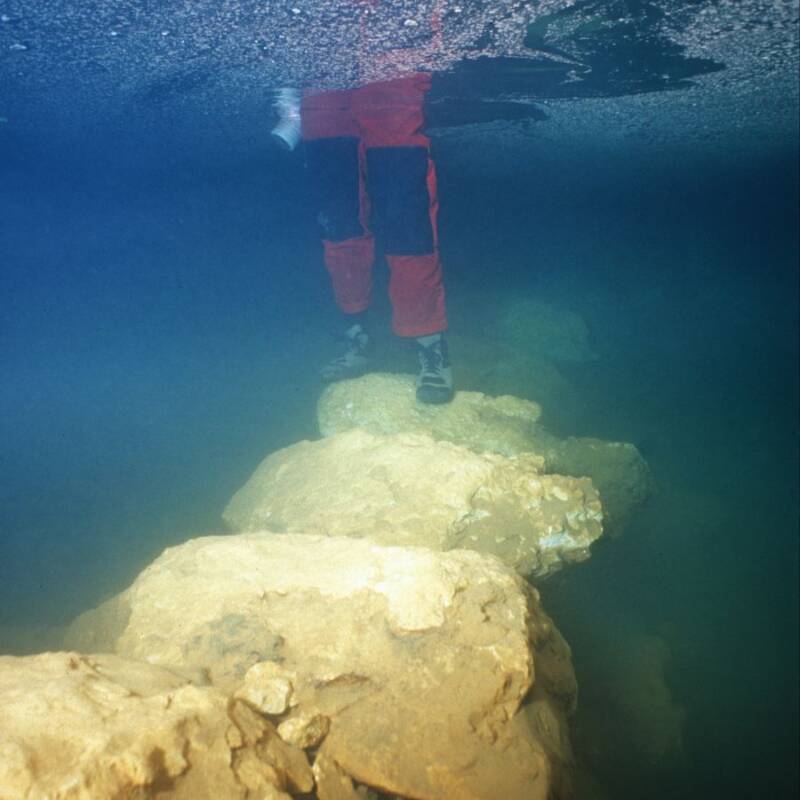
[222,428,603,578]
[318,372,542,457]
[317,374,649,535]
[529,430,651,535]
[499,298,598,363]
[65,532,577,800]
[0,651,310,799]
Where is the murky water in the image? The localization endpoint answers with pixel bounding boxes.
[1,2,797,797]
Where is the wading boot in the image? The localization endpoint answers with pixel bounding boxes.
[415,333,454,404]
[321,323,371,382]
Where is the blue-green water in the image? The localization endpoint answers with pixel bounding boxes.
[1,2,798,794]
[2,142,796,798]
[444,159,799,799]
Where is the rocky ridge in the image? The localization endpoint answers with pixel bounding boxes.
[0,376,650,799]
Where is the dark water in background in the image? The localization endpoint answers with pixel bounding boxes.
[442,155,799,798]
[1,120,798,797]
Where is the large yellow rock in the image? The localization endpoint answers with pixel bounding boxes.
[222,429,603,578]
[317,374,649,535]
[0,651,308,799]
[318,372,542,456]
[65,532,577,800]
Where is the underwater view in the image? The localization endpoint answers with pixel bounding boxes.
[1,1,798,798]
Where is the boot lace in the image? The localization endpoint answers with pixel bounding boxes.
[419,342,443,377]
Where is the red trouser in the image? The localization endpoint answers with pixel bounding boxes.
[302,74,447,338]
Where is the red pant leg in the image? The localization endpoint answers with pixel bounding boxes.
[352,74,447,337]
[302,89,374,315]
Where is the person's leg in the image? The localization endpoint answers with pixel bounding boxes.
[302,89,374,379]
[352,74,452,403]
